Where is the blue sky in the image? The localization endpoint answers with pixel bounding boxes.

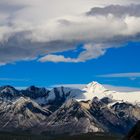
[0,41,140,89]
[0,0,140,90]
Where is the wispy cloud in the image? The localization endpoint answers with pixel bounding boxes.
[0,78,29,82]
[103,84,140,92]
[97,73,140,78]
[39,44,105,63]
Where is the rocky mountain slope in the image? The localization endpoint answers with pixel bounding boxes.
[124,121,140,140]
[0,97,51,132]
[0,81,140,136]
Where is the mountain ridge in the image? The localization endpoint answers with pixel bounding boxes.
[1,81,140,104]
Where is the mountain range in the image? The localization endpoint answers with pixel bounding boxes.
[0,81,140,136]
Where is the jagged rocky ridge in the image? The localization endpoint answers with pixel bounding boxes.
[0,82,140,136]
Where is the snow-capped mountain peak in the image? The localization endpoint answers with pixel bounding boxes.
[81,81,113,101]
[82,81,140,103]
[83,81,106,93]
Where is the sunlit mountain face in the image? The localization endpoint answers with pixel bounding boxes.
[0,0,140,139]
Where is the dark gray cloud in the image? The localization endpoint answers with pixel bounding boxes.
[0,3,25,14]
[87,4,140,17]
[0,31,78,64]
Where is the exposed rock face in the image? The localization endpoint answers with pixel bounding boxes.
[90,97,136,135]
[0,97,51,132]
[42,99,104,135]
[22,86,50,99]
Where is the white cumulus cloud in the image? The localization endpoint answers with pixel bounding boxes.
[39,44,106,63]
